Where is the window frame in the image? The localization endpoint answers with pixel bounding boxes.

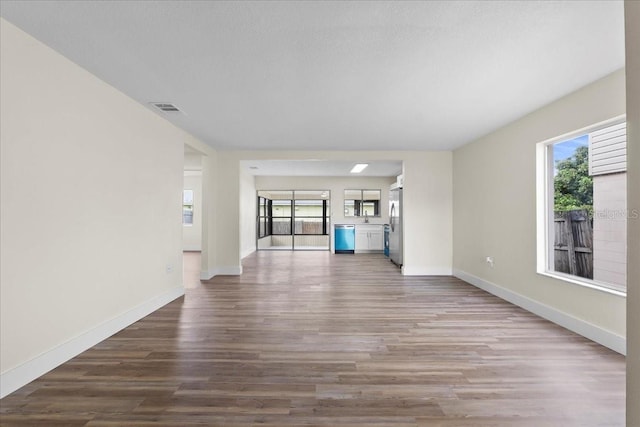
[257,196,271,238]
[271,199,293,236]
[535,114,626,297]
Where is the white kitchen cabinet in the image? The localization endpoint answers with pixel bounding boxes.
[355,230,369,251]
[355,224,384,252]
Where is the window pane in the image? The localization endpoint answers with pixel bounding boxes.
[295,217,323,234]
[272,200,291,217]
[362,201,378,217]
[183,189,194,225]
[344,199,356,217]
[344,189,361,199]
[363,190,380,200]
[551,136,593,280]
[259,197,266,216]
[183,207,193,225]
[295,200,323,217]
[363,190,380,216]
[272,217,291,235]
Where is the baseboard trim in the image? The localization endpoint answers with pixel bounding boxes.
[200,265,243,280]
[216,266,243,276]
[0,287,185,399]
[453,269,626,355]
[402,266,453,276]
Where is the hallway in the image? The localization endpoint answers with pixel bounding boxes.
[182,251,202,289]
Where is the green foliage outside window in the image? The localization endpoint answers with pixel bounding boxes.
[554,145,593,215]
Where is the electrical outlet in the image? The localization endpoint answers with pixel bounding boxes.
[486,256,494,268]
[166,264,174,274]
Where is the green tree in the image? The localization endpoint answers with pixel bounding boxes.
[554,145,592,212]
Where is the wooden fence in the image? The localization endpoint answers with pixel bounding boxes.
[272,220,324,235]
[554,209,593,279]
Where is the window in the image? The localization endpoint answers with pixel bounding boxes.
[344,189,381,217]
[257,197,270,238]
[183,189,194,225]
[537,116,629,294]
[272,199,293,235]
[294,199,329,235]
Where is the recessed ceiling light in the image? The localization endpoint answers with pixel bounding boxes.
[350,163,368,174]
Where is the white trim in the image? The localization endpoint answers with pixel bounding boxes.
[535,140,551,274]
[200,269,213,280]
[215,266,243,275]
[402,266,453,276]
[453,269,626,355]
[200,265,243,280]
[0,287,185,399]
[538,271,626,297]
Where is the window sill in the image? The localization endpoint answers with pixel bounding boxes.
[538,270,626,297]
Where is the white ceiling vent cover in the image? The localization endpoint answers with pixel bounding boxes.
[150,102,183,114]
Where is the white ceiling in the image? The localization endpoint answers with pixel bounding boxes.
[1,1,625,152]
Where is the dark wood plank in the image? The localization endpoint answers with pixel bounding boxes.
[0,251,625,426]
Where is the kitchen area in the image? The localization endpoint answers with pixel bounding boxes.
[334,176,403,266]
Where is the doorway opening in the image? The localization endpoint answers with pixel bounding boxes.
[183,145,204,287]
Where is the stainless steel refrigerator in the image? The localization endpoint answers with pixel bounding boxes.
[389,186,403,267]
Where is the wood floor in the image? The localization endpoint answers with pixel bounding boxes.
[0,252,625,426]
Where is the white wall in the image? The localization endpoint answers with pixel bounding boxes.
[625,1,640,424]
[453,69,626,352]
[239,166,256,259]
[183,171,203,251]
[402,152,453,275]
[184,152,203,171]
[0,19,191,396]
[214,152,243,274]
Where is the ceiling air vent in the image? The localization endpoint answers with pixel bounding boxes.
[150,102,183,114]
